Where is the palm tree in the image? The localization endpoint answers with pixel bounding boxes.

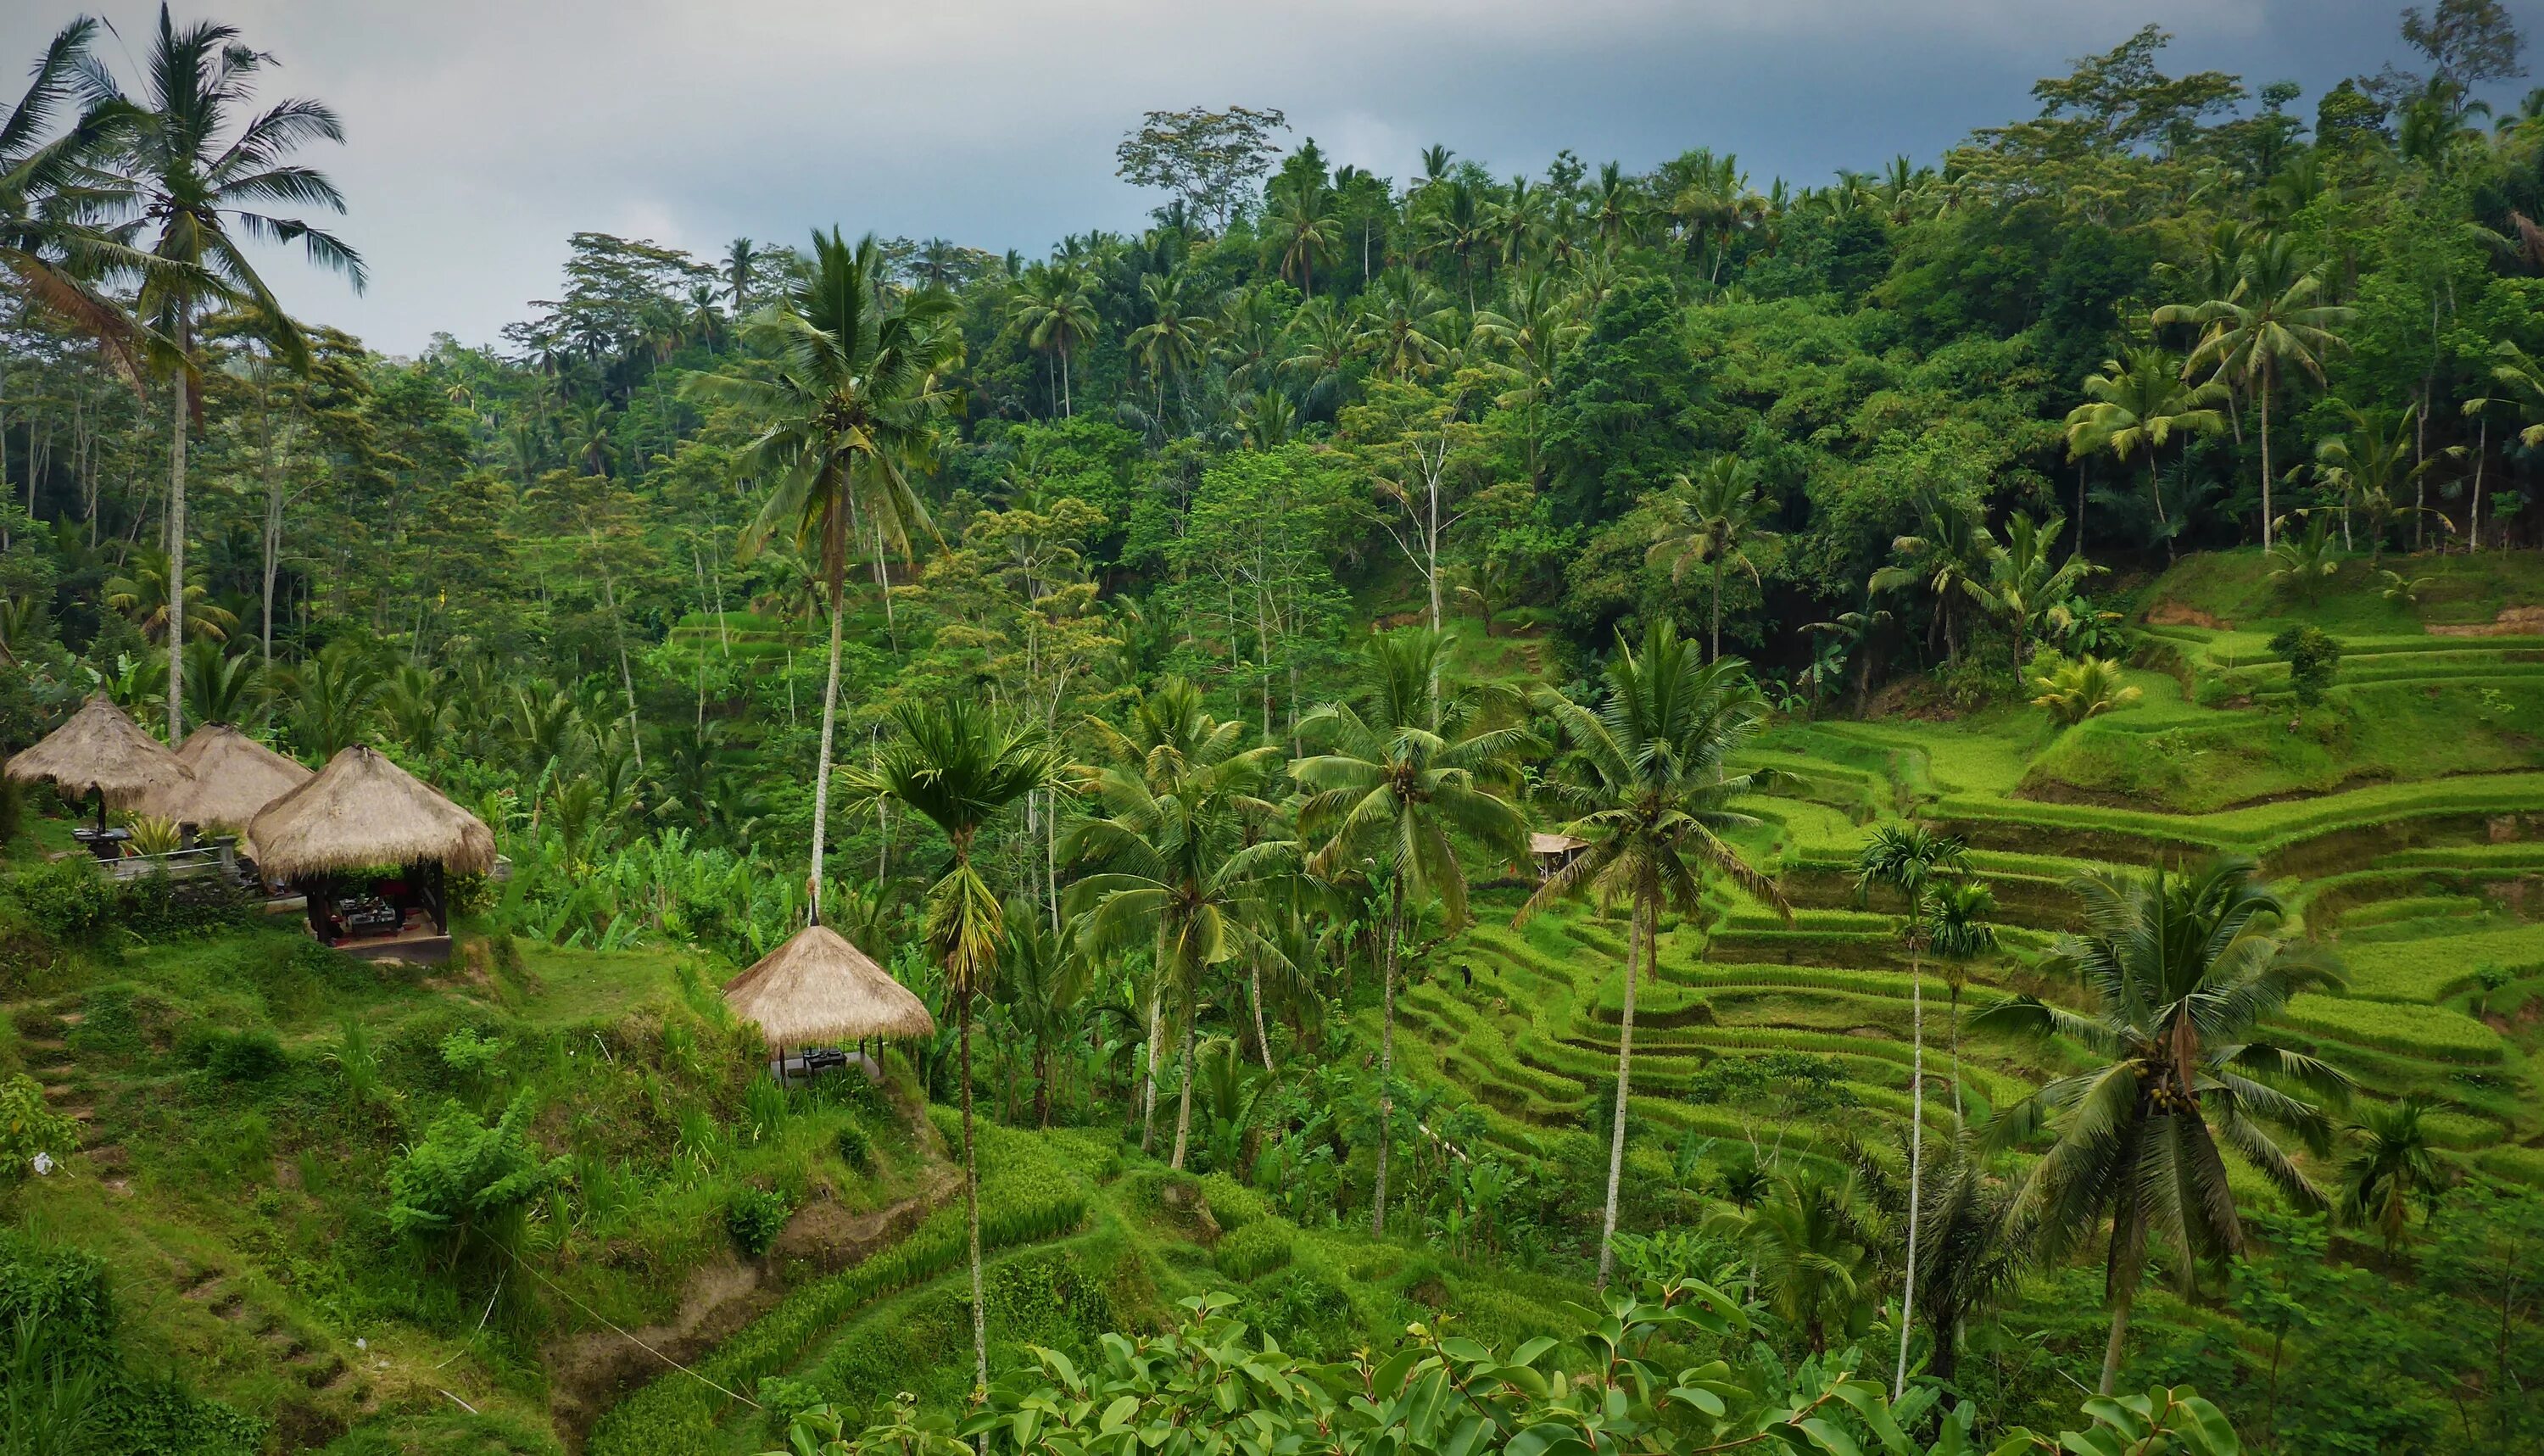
[103,547,236,644]
[2339,1096,2446,1264]
[1854,823,1969,1397]
[1704,1169,1873,1355]
[1295,629,1531,1238]
[841,697,1065,1411]
[2313,400,2432,558]
[997,897,1090,1129]
[1961,511,2096,677]
[1970,856,2352,1394]
[1126,269,1211,430]
[1844,1132,2029,1388]
[1522,622,1790,1289]
[1867,486,1999,664]
[687,228,958,928]
[722,237,759,312]
[1644,456,1780,661]
[1066,680,1290,1170]
[103,5,365,744]
[1263,174,1338,300]
[1007,261,1098,416]
[2063,348,2226,558]
[1928,879,1997,1124]
[0,19,151,377]
[1353,269,1453,382]
[2159,234,2353,551]
[1418,177,1493,310]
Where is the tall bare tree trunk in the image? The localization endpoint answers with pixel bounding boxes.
[1597,899,1646,1292]
[2257,377,2274,554]
[1896,935,1927,1398]
[807,585,845,923]
[1249,962,1275,1074]
[2099,1227,2142,1396]
[958,997,987,1415]
[1141,986,1161,1152]
[1373,896,1401,1237]
[166,373,189,744]
[1169,1010,1197,1170]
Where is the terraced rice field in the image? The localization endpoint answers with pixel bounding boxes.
[1391,622,2544,1195]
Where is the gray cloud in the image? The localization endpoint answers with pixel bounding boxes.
[2,0,2464,354]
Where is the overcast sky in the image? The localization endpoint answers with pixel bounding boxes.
[3,1,2520,355]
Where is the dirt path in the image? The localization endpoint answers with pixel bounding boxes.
[544,1166,960,1445]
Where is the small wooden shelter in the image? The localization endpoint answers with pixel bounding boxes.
[1530,831,1589,880]
[246,745,494,959]
[3,694,192,834]
[144,724,314,832]
[723,924,935,1082]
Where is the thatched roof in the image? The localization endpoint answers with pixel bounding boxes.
[1530,831,1589,856]
[243,745,495,878]
[722,924,936,1046]
[3,694,192,809]
[143,725,314,830]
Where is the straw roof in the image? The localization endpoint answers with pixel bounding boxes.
[142,725,315,830]
[1530,831,1589,856]
[3,694,192,809]
[243,745,495,878]
[722,924,936,1046]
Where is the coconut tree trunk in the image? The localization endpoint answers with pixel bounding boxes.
[1373,896,1402,1238]
[1249,962,1275,1074]
[1896,934,1926,1399]
[2469,416,2488,553]
[2099,1222,2143,1396]
[958,996,987,1409]
[1597,897,1647,1293]
[1170,999,1198,1170]
[1710,566,1724,662]
[807,584,845,923]
[2257,377,2273,553]
[2147,455,2173,564]
[1141,986,1162,1152]
[166,371,188,744]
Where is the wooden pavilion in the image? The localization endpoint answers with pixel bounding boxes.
[245,745,494,964]
[3,694,193,854]
[147,724,315,834]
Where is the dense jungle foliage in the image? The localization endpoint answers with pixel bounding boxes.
[0,3,2542,1453]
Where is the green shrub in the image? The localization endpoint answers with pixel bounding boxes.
[0,1076,77,1190]
[110,868,254,939]
[727,1187,794,1258]
[1198,1171,1266,1229]
[204,1029,287,1083]
[7,858,109,939]
[2269,625,2341,707]
[1213,1216,1295,1282]
[834,1121,873,1173]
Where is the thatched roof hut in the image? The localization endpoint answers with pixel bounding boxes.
[3,694,192,810]
[143,725,314,830]
[722,925,936,1048]
[244,745,495,879]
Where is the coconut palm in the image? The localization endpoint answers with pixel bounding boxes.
[1296,628,1531,1238]
[1007,260,1098,416]
[2158,234,2353,551]
[1126,269,1211,430]
[1353,268,1453,382]
[2339,1095,2446,1264]
[1065,682,1290,1171]
[103,547,236,644]
[1704,1169,1873,1355]
[1970,856,2351,1394]
[997,897,1090,1129]
[1854,823,1970,1396]
[1962,510,2097,676]
[1644,456,1780,661]
[687,228,959,927]
[1868,486,1999,663]
[1263,174,1338,300]
[2063,348,2226,558]
[840,696,1065,1410]
[100,5,366,743]
[1521,621,1791,1290]
[1845,1131,2030,1388]
[2313,400,2435,557]
[1928,879,1998,1124]
[0,19,153,375]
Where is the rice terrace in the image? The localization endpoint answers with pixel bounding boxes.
[1,2,2542,1453]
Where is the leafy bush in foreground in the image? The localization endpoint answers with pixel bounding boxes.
[768,1287,2245,1456]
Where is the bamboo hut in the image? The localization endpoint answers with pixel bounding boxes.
[3,694,192,842]
[143,724,314,833]
[245,745,494,959]
[1530,831,1588,880]
[723,924,935,1084]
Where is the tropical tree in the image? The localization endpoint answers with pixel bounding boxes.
[1962,511,2096,676]
[1868,487,1999,663]
[2158,234,2353,551]
[1066,681,1290,1170]
[1644,456,1780,661]
[102,4,365,742]
[2312,400,2433,557]
[1704,1169,1874,1355]
[1522,622,1790,1289]
[2028,655,2143,726]
[1854,824,1970,1397]
[2339,1095,2446,1264]
[2063,348,2225,557]
[1846,1131,2031,1387]
[1007,261,1098,416]
[1926,878,1998,1124]
[1263,174,1338,300]
[841,697,1065,1410]
[1126,269,1210,429]
[1971,856,2351,1394]
[996,897,1089,1129]
[687,228,957,927]
[0,19,150,375]
[1295,629,1531,1238]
